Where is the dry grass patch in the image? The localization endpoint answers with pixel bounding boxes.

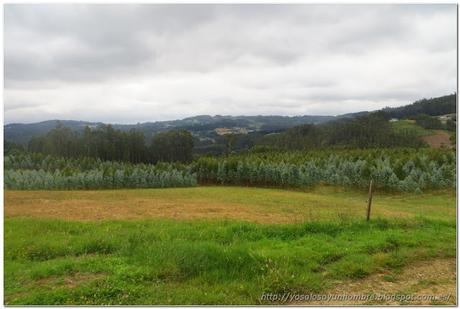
[5,194,297,224]
[36,272,106,289]
[4,186,455,223]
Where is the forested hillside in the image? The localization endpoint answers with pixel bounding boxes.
[383,93,456,118]
[258,94,457,151]
[257,112,427,150]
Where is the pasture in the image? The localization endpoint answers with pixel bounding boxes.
[4,186,456,305]
[390,120,434,137]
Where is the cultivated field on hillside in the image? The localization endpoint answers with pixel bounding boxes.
[422,130,454,149]
[391,120,435,137]
[390,120,454,149]
[4,186,456,305]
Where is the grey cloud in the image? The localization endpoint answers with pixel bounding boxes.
[4,4,457,123]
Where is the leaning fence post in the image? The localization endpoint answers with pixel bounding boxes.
[366,179,373,221]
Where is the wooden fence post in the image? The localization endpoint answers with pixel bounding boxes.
[366,179,373,221]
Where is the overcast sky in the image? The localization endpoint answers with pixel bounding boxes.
[4,4,457,124]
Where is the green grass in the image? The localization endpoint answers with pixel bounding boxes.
[4,186,456,305]
[391,120,434,137]
[5,216,456,305]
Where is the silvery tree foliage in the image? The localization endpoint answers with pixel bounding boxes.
[192,148,455,192]
[5,148,455,192]
[5,154,197,190]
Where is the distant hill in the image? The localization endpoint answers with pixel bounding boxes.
[4,120,103,145]
[5,115,336,146]
[5,93,456,146]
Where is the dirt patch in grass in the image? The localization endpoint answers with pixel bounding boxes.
[422,130,453,149]
[36,272,106,289]
[5,272,106,304]
[301,258,456,305]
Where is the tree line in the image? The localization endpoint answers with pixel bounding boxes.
[26,122,194,164]
[5,153,196,190]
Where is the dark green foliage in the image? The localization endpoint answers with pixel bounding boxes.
[28,123,150,163]
[261,112,427,150]
[27,123,194,164]
[414,114,444,130]
[445,119,456,131]
[383,93,456,118]
[223,134,238,156]
[4,140,24,155]
[150,130,194,163]
[450,132,456,147]
[5,115,335,147]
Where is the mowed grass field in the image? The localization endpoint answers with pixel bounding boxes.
[4,186,457,305]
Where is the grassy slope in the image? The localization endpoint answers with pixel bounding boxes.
[390,120,435,137]
[4,186,456,305]
[391,120,454,148]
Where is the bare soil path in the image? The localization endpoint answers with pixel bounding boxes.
[300,258,456,305]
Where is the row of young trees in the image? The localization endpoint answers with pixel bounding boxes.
[5,169,197,190]
[192,148,456,192]
[5,154,197,190]
[27,123,194,164]
[5,148,455,192]
[4,152,190,173]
